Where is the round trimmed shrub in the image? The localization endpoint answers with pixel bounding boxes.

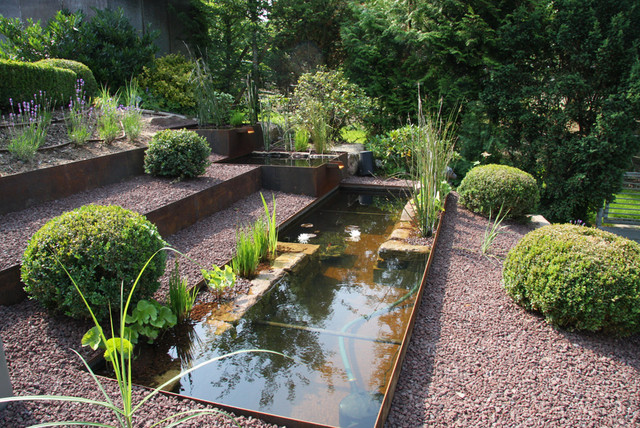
[503,225,640,336]
[457,164,539,219]
[21,205,167,321]
[35,58,98,97]
[144,129,211,179]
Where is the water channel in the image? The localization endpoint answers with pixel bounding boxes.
[132,189,427,427]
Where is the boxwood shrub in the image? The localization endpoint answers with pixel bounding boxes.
[503,225,640,336]
[35,58,98,97]
[0,59,76,109]
[457,164,539,219]
[21,205,167,321]
[144,129,211,179]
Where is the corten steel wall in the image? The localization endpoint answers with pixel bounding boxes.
[0,0,192,55]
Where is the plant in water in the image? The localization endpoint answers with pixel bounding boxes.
[5,92,52,161]
[168,259,198,322]
[481,206,509,255]
[409,95,457,237]
[231,225,261,278]
[202,264,236,300]
[96,87,121,144]
[66,79,94,145]
[253,217,269,261]
[0,247,290,427]
[261,192,278,260]
[307,100,331,154]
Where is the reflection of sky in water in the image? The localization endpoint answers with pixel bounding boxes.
[345,225,361,242]
[297,233,317,243]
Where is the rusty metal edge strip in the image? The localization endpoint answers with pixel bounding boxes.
[374,192,451,428]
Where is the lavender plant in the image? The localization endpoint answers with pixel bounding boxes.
[5,92,52,161]
[120,80,143,140]
[96,87,121,144]
[66,79,94,145]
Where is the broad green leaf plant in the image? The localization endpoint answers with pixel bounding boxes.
[0,247,289,427]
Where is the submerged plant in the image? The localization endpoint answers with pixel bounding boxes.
[5,92,52,161]
[0,248,290,427]
[409,95,458,237]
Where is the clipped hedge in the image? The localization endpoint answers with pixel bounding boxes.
[0,59,76,109]
[503,225,640,336]
[457,164,539,219]
[144,129,211,179]
[21,205,167,321]
[35,58,98,97]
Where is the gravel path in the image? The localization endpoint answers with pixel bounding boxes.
[387,193,640,427]
[0,159,255,270]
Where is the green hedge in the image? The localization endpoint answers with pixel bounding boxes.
[0,59,76,110]
[21,205,167,321]
[35,58,98,97]
[457,164,539,219]
[503,225,640,336]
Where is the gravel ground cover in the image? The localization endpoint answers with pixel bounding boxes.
[0,190,313,427]
[387,193,640,427]
[0,159,252,270]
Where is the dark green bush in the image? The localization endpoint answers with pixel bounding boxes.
[136,54,196,115]
[457,164,539,219]
[144,129,211,179]
[0,59,76,109]
[74,8,158,88]
[503,225,640,336]
[35,58,98,97]
[21,205,167,321]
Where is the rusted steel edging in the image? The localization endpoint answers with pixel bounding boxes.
[0,168,263,306]
[374,192,450,428]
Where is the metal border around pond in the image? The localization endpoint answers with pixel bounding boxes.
[136,189,449,428]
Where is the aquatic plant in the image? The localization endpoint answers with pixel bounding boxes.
[231,225,261,278]
[202,264,236,300]
[168,259,198,322]
[261,192,278,260]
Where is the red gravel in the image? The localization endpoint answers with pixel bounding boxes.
[386,193,640,427]
[0,159,255,270]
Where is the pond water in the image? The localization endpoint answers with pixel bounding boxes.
[129,190,427,427]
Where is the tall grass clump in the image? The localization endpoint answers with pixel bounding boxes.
[168,259,198,322]
[191,59,233,127]
[120,79,143,140]
[409,97,457,237]
[294,127,310,151]
[66,79,94,145]
[5,91,52,161]
[308,100,330,154]
[261,192,278,260]
[231,225,261,278]
[95,87,121,144]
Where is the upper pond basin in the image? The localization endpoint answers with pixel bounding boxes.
[130,189,427,427]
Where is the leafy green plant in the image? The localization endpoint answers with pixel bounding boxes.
[481,206,508,255]
[365,126,415,177]
[5,91,52,161]
[409,98,457,237]
[261,192,278,260]
[21,204,167,321]
[168,259,198,322]
[144,129,211,179]
[503,225,640,336]
[65,79,94,145]
[458,164,540,220]
[202,264,237,300]
[231,225,261,278]
[136,53,196,115]
[292,68,372,143]
[229,110,246,127]
[124,299,177,344]
[2,247,289,427]
[294,127,310,151]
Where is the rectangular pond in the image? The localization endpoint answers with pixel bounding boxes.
[129,189,429,427]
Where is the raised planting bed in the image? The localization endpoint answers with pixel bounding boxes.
[0,163,262,306]
[195,124,264,159]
